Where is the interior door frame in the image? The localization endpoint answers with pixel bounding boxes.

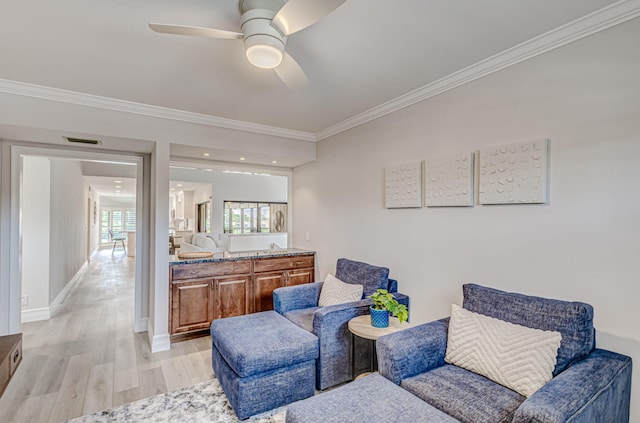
[0,143,149,334]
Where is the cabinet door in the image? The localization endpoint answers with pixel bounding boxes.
[287,268,314,287]
[254,271,285,312]
[213,275,251,319]
[171,280,213,334]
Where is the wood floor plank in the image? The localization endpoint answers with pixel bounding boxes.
[14,392,57,423]
[82,362,114,415]
[138,366,168,398]
[161,356,192,392]
[47,353,93,423]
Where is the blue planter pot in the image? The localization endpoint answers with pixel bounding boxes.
[370,306,389,328]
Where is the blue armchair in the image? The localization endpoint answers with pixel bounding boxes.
[377,284,632,423]
[273,258,409,390]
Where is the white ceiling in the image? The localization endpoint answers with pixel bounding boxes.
[0,0,632,164]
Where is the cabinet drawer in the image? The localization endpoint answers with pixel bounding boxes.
[254,255,314,273]
[172,260,251,281]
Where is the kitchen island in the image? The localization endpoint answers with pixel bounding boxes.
[169,248,315,340]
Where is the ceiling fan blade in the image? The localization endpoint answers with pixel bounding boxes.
[275,52,309,90]
[148,23,244,40]
[272,0,347,35]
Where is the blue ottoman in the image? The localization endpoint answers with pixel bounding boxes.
[286,373,459,422]
[211,311,318,420]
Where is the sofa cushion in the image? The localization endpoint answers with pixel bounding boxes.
[445,304,561,397]
[284,307,320,333]
[210,311,318,378]
[198,236,217,249]
[335,258,389,297]
[401,364,525,423]
[463,283,595,375]
[318,274,364,307]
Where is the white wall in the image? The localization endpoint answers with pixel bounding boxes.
[48,159,88,303]
[21,156,51,321]
[292,19,640,419]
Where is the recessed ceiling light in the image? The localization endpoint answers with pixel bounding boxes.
[271,160,278,164]
[205,168,213,172]
[114,180,122,183]
[203,153,210,157]
[177,184,183,187]
[171,188,176,191]
[239,157,246,161]
[115,185,122,188]
[115,190,121,193]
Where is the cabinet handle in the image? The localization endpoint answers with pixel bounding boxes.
[265,264,275,267]
[190,270,200,274]
[294,261,304,265]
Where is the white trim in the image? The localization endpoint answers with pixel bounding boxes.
[21,307,51,323]
[0,79,315,142]
[49,261,87,317]
[315,0,640,140]
[0,1,637,145]
[148,320,171,353]
[135,317,148,333]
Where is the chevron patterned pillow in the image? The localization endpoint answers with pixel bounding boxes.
[318,274,364,307]
[445,304,561,397]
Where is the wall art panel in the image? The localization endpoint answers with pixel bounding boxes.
[479,139,549,204]
[425,153,474,207]
[385,162,422,208]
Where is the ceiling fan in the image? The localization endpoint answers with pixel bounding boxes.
[149,0,347,89]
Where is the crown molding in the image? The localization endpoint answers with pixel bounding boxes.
[0,79,316,142]
[315,0,640,141]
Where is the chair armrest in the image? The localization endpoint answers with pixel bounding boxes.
[377,318,449,385]
[273,282,323,314]
[312,299,373,331]
[513,349,632,423]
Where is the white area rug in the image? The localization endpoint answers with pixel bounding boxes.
[65,378,286,423]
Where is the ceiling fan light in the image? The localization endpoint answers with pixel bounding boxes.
[244,34,284,69]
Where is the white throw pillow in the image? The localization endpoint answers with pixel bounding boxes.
[445,304,561,397]
[199,236,217,249]
[318,274,363,307]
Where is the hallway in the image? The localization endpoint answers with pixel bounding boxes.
[0,249,213,423]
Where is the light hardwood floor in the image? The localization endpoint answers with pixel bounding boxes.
[0,249,214,423]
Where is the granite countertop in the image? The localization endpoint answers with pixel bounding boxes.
[169,248,315,265]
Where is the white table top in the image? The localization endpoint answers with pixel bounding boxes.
[347,315,414,340]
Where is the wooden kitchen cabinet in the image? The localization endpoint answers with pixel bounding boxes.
[253,254,315,312]
[213,274,252,319]
[169,252,315,339]
[171,280,213,334]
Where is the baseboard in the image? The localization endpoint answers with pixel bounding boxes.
[147,320,170,353]
[49,261,88,317]
[21,307,51,323]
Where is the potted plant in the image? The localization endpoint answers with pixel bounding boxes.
[368,289,408,328]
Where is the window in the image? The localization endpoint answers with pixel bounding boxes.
[223,202,287,234]
[100,207,136,245]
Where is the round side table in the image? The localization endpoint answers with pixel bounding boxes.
[348,315,413,380]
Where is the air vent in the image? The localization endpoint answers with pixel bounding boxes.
[64,137,102,145]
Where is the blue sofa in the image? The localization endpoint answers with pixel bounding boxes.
[274,258,409,390]
[377,284,632,423]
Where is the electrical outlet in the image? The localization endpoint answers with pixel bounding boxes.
[21,295,28,306]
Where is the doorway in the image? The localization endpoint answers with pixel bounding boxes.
[4,145,149,335]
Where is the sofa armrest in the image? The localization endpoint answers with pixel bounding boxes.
[273,282,323,314]
[377,318,449,385]
[513,349,632,423]
[388,279,398,293]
